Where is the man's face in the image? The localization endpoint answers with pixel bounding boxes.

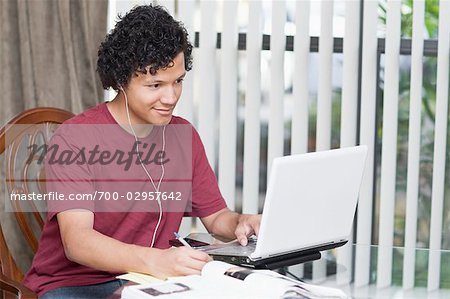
[122,52,186,125]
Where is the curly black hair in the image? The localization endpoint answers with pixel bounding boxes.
[97,5,193,90]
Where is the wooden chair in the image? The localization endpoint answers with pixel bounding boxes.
[0,108,74,299]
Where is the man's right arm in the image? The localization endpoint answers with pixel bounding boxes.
[57,210,211,278]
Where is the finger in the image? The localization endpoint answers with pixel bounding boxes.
[183,257,209,272]
[252,219,261,236]
[235,224,252,246]
[180,247,209,261]
[253,223,260,237]
[186,248,212,262]
[235,231,248,246]
[174,250,209,272]
[192,250,213,262]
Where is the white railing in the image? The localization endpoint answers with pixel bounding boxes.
[107,0,450,291]
[428,0,450,291]
[402,0,424,290]
[377,0,401,288]
[242,0,262,215]
[354,0,378,288]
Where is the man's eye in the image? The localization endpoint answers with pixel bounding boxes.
[149,84,159,89]
[176,79,184,84]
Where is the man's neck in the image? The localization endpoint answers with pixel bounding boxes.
[106,98,153,138]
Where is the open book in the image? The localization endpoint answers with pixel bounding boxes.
[121,261,348,298]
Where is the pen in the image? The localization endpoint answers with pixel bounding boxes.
[174,232,193,248]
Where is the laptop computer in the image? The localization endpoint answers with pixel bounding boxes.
[200,145,368,268]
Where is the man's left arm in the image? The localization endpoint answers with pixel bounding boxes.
[201,208,261,246]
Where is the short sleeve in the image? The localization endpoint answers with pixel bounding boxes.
[184,128,227,218]
[45,131,95,220]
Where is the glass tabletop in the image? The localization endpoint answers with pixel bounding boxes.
[186,234,450,298]
[287,244,450,299]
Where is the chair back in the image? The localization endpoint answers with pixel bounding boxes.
[0,108,74,286]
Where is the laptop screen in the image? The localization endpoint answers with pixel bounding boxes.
[251,146,368,260]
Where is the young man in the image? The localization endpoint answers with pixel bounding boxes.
[24,5,260,298]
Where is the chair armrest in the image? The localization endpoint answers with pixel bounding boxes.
[0,273,36,299]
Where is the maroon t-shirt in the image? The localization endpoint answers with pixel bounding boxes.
[23,103,227,296]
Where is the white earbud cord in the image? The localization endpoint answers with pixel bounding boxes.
[123,88,165,248]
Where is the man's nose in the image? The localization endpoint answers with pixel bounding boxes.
[161,86,177,105]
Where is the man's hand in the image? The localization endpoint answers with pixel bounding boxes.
[201,208,262,246]
[235,214,262,246]
[58,210,212,277]
[146,246,212,278]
